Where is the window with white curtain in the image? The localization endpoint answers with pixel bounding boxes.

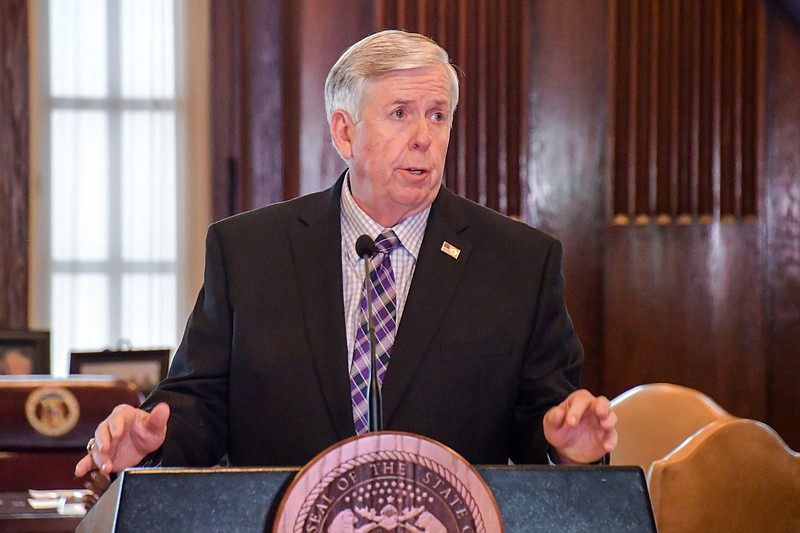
[31,0,210,375]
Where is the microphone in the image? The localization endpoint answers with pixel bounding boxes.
[355,234,383,432]
[355,234,378,258]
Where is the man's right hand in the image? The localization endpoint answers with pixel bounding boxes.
[75,402,170,478]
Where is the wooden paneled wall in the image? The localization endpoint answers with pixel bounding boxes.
[764,4,800,453]
[212,0,528,219]
[0,0,29,329]
[211,0,373,218]
[524,1,610,392]
[0,0,794,448]
[605,0,769,411]
[209,0,800,449]
[376,0,527,217]
[602,0,800,449]
[210,0,288,221]
[611,0,763,223]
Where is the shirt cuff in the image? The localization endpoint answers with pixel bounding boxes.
[547,448,611,466]
[136,449,163,468]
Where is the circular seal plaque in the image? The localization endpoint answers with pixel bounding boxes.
[24,386,80,437]
[274,431,503,532]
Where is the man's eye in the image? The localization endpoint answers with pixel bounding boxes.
[393,109,405,118]
[432,112,445,122]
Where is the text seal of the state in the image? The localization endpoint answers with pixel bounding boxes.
[274,431,503,532]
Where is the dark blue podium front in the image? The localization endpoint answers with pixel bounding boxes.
[78,465,656,532]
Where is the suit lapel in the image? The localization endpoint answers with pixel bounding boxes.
[290,175,354,440]
[382,187,472,425]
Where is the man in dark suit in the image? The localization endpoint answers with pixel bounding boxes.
[76,29,616,478]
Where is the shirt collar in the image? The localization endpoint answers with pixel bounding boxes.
[341,171,430,263]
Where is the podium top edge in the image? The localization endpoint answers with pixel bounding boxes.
[122,466,301,475]
[477,464,645,472]
[121,465,644,474]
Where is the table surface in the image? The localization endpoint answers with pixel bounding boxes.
[0,492,83,533]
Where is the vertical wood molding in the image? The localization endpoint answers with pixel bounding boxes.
[293,0,373,196]
[211,0,372,214]
[765,4,800,450]
[0,0,29,329]
[210,0,285,219]
[611,0,764,223]
[210,0,244,220]
[246,0,287,209]
[375,0,527,217]
[525,0,610,392]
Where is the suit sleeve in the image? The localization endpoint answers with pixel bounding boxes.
[509,238,584,464]
[140,224,232,466]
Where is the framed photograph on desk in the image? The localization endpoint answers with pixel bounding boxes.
[69,349,170,394]
[0,330,50,375]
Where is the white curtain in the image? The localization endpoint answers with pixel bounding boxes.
[36,0,193,375]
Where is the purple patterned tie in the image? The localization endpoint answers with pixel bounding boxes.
[350,230,400,435]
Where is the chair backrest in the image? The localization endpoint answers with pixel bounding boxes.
[609,382,731,470]
[648,418,800,533]
[0,375,143,491]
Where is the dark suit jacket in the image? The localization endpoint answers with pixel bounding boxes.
[143,174,583,467]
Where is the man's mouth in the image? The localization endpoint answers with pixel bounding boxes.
[405,168,427,175]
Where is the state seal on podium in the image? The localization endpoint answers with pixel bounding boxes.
[274,431,503,532]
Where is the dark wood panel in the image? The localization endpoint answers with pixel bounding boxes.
[294,0,372,196]
[526,0,609,392]
[210,0,244,219]
[246,1,288,206]
[742,0,762,216]
[764,5,800,450]
[654,0,674,216]
[697,0,716,216]
[611,0,631,217]
[210,0,288,218]
[375,0,526,217]
[204,0,800,452]
[0,0,29,329]
[611,0,763,221]
[603,223,766,421]
[634,0,652,216]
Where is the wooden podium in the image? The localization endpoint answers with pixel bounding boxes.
[78,433,656,532]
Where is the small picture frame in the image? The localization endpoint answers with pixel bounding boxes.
[69,349,170,394]
[0,330,51,375]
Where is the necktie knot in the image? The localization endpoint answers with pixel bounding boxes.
[375,230,400,255]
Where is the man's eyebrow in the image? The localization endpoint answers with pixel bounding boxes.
[387,98,450,109]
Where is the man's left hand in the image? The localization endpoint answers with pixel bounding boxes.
[543,389,618,464]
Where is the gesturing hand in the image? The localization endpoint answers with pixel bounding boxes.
[75,402,170,478]
[543,389,618,464]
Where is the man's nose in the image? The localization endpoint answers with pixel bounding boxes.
[410,118,433,150]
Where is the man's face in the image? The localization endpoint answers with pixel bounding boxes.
[334,65,453,227]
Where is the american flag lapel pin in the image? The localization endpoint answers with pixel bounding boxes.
[440,241,461,259]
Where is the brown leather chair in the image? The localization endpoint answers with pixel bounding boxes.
[0,375,143,491]
[648,418,800,533]
[610,382,731,471]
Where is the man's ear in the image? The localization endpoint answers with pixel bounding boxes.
[330,109,355,160]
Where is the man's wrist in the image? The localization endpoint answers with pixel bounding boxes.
[136,449,163,468]
[547,447,610,466]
